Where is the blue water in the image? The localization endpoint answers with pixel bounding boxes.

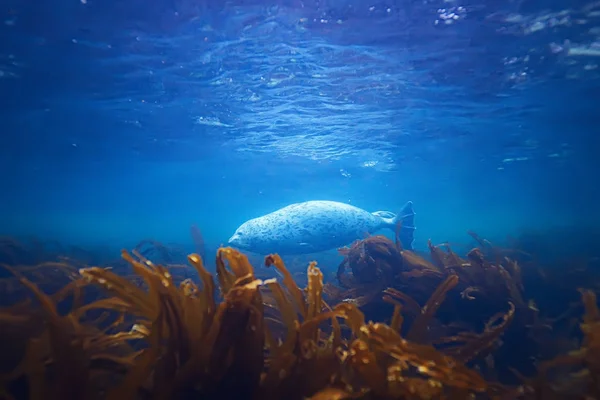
[1,0,599,259]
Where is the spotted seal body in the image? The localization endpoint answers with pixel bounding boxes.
[228,200,415,255]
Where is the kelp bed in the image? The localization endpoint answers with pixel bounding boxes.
[0,232,599,400]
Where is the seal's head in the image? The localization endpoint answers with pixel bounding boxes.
[227,218,274,253]
[228,232,245,248]
[227,223,253,250]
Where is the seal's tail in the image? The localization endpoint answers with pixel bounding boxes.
[373,201,416,250]
[394,201,416,250]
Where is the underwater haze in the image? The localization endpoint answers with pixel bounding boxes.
[1,0,599,255]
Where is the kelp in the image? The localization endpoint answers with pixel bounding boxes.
[0,244,493,399]
[383,275,460,343]
[434,302,516,363]
[0,235,599,400]
[259,255,490,399]
[524,289,600,398]
[0,259,82,310]
[331,231,529,320]
[0,272,140,400]
[0,247,266,400]
[326,235,404,307]
[189,224,206,263]
[323,230,600,397]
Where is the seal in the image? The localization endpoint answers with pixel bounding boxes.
[227,200,415,255]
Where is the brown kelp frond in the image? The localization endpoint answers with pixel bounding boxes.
[400,249,444,276]
[383,287,424,316]
[1,246,269,399]
[186,253,216,326]
[326,283,386,308]
[365,322,488,392]
[328,235,410,307]
[0,236,27,264]
[523,289,600,398]
[331,303,488,397]
[336,235,403,287]
[202,277,265,398]
[3,261,78,277]
[12,276,91,400]
[217,247,257,292]
[381,275,460,344]
[0,260,80,305]
[435,302,516,363]
[136,247,264,397]
[79,263,157,320]
[189,224,206,262]
[331,233,529,311]
[131,239,187,265]
[328,233,539,391]
[87,247,267,398]
[427,239,465,270]
[307,387,355,400]
[433,245,528,307]
[265,253,308,318]
[407,275,460,343]
[259,256,345,400]
[2,254,167,399]
[3,236,600,400]
[468,231,533,262]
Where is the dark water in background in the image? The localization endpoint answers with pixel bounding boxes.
[0,0,599,266]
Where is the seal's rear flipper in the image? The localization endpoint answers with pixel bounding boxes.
[395,201,416,250]
[373,202,416,250]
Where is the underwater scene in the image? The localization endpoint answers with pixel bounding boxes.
[1,0,600,399]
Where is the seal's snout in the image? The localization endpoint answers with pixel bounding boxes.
[228,233,239,245]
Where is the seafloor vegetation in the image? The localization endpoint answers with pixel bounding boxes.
[0,226,599,400]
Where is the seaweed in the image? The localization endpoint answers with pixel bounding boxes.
[0,233,598,400]
[525,289,600,398]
